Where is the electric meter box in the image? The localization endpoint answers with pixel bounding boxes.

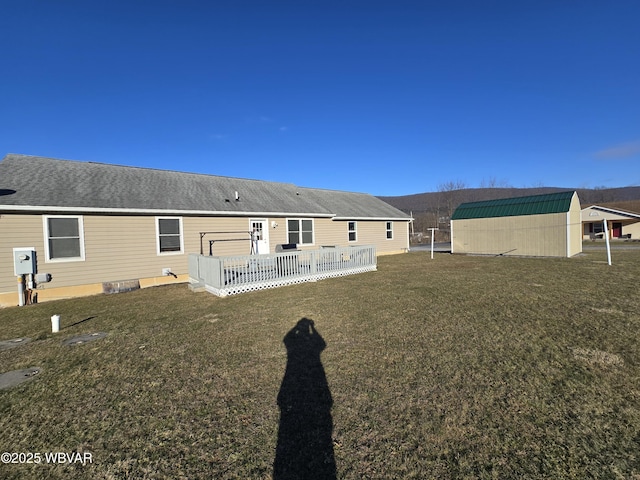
[13,248,37,275]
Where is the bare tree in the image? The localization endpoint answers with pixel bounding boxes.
[479,177,511,188]
[591,186,613,204]
[438,180,467,219]
[437,180,467,241]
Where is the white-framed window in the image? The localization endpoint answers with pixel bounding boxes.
[386,221,393,239]
[287,218,314,245]
[348,221,357,242]
[43,215,85,262]
[156,217,184,255]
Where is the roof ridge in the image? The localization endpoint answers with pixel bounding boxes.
[3,153,298,188]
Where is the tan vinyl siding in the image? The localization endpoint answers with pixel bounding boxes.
[0,214,46,293]
[307,218,343,247]
[0,214,254,294]
[266,218,290,251]
[1,213,409,304]
[1,214,281,293]
[624,223,640,239]
[184,217,254,257]
[296,218,409,254]
[348,220,408,254]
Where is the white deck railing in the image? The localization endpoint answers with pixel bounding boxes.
[188,245,377,297]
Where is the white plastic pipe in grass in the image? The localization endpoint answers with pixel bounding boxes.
[51,315,60,333]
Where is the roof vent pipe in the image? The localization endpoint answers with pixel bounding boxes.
[235,191,239,201]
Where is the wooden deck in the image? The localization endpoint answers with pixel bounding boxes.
[188,245,377,296]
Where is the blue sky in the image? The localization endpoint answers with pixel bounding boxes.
[2,1,639,196]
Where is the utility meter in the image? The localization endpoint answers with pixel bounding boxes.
[13,248,37,275]
[35,273,52,283]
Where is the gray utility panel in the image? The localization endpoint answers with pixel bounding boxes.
[13,249,36,275]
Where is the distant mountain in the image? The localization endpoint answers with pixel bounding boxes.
[379,186,640,214]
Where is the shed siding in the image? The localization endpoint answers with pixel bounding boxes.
[451,191,582,258]
[452,212,570,257]
[568,194,582,256]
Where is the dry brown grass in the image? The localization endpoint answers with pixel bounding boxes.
[1,249,639,479]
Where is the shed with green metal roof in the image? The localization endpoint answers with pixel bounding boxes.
[451,191,582,257]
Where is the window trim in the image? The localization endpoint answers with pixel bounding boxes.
[286,218,315,246]
[42,215,86,262]
[386,221,393,240]
[348,221,357,242]
[156,217,184,255]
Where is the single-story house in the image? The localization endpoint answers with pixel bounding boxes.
[581,205,640,240]
[451,191,582,257]
[0,154,410,307]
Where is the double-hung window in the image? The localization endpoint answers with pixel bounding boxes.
[386,221,393,239]
[156,217,183,254]
[348,221,357,242]
[287,219,314,245]
[43,215,85,261]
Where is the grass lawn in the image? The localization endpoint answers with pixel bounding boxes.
[1,250,639,479]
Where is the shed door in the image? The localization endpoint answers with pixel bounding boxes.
[250,219,269,254]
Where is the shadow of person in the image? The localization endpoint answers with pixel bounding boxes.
[274,318,336,480]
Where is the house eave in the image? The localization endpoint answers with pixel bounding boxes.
[582,205,640,220]
[0,204,336,218]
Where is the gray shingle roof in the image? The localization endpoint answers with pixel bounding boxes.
[0,154,410,220]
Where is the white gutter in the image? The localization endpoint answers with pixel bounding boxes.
[0,205,335,217]
[332,216,411,221]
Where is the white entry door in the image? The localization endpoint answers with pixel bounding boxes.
[250,219,269,254]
